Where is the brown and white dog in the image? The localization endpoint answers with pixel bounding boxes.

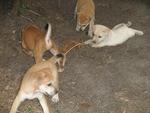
[21,23,59,63]
[10,53,66,113]
[75,0,95,37]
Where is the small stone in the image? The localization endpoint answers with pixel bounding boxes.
[12,30,16,34]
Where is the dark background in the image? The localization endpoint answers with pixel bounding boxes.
[0,0,150,113]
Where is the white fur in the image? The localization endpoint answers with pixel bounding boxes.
[39,85,59,103]
[22,91,43,100]
[38,94,50,113]
[10,85,57,113]
[45,23,52,49]
[51,93,59,103]
[20,84,56,101]
[84,22,144,48]
[93,24,111,38]
[39,84,56,96]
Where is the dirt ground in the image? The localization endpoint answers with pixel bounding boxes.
[0,0,150,113]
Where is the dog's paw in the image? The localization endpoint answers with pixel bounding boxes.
[137,31,144,36]
[91,45,96,48]
[58,68,64,72]
[42,59,46,61]
[88,32,93,37]
[51,93,59,103]
[91,44,100,48]
[84,39,93,45]
[76,26,80,31]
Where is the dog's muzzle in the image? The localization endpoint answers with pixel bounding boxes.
[81,24,89,31]
[76,23,89,31]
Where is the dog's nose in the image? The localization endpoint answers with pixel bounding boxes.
[81,27,85,31]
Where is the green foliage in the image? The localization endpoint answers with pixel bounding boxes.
[26,106,34,113]
[17,0,29,15]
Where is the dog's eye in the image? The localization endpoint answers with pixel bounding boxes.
[47,83,52,86]
[98,36,101,38]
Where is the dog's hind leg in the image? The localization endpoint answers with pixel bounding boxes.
[88,16,95,37]
[74,6,77,19]
[113,21,132,30]
[22,48,33,57]
[10,92,24,113]
[132,29,144,36]
[112,23,126,30]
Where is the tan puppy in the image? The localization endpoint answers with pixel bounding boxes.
[85,22,144,48]
[75,0,95,37]
[84,24,111,44]
[21,23,59,63]
[10,53,66,113]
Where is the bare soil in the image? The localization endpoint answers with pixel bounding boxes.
[0,0,150,113]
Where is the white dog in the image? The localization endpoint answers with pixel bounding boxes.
[84,22,144,47]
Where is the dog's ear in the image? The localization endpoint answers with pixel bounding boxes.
[45,23,52,49]
[55,53,66,72]
[56,53,66,64]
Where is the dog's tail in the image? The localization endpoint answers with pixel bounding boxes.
[135,30,144,36]
[45,23,52,49]
[126,21,132,27]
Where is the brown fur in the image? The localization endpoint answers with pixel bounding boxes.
[10,55,64,113]
[77,0,95,25]
[75,0,95,37]
[21,24,59,63]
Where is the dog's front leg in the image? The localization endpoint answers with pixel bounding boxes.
[84,37,98,45]
[38,94,51,113]
[91,43,101,48]
[76,23,81,31]
[91,40,106,48]
[10,93,24,113]
[88,16,95,37]
[84,39,94,45]
[74,6,77,19]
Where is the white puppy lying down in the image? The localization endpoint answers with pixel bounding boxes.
[84,22,144,48]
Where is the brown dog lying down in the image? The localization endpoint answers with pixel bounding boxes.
[21,23,59,63]
[75,0,95,37]
[10,53,66,113]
